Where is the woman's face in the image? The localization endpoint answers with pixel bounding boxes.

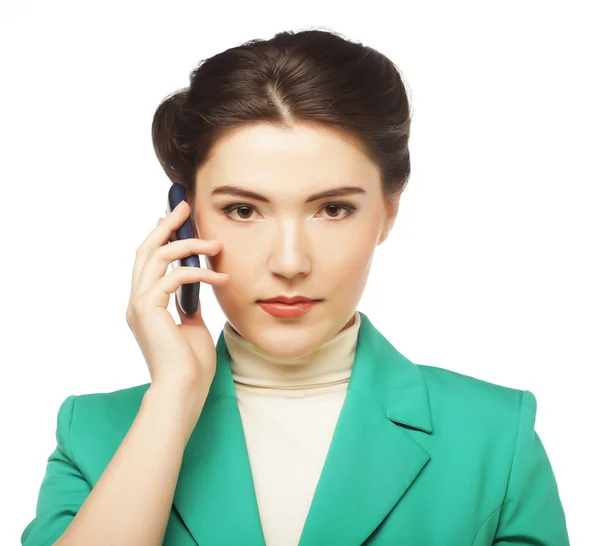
[192,121,398,360]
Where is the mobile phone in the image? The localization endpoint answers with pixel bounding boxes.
[166,183,201,315]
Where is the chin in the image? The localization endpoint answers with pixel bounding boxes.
[255,337,320,362]
[223,301,352,357]
[244,316,327,359]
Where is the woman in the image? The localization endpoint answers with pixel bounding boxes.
[21,29,569,545]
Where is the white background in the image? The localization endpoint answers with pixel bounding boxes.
[1,1,597,543]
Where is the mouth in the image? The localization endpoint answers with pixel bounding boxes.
[256,298,322,318]
[257,296,322,304]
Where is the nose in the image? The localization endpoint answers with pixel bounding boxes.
[267,219,311,279]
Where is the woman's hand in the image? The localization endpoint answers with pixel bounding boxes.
[125,200,229,394]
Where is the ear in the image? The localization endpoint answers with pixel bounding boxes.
[377,197,400,245]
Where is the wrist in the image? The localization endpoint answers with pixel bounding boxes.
[143,382,209,432]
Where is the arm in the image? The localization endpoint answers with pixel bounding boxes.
[21,383,207,546]
[492,389,570,545]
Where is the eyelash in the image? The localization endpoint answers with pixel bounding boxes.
[220,202,358,222]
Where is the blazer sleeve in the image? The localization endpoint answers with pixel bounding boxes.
[21,395,91,546]
[492,389,570,545]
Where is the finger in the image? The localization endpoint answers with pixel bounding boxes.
[131,203,187,292]
[129,216,164,294]
[140,266,229,312]
[135,239,223,297]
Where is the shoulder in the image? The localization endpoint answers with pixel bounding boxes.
[64,382,151,418]
[55,383,151,446]
[51,383,152,480]
[418,363,529,406]
[74,382,151,408]
[412,364,541,487]
[416,363,537,433]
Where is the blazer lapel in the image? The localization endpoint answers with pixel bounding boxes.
[298,312,433,546]
[172,311,433,546]
[172,334,266,546]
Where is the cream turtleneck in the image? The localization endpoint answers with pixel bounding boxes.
[222,310,362,546]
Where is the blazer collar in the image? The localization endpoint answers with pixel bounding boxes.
[172,311,433,545]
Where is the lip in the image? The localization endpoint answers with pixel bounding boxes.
[257,300,321,319]
[258,295,320,304]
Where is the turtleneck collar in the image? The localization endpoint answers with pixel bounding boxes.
[223,311,361,391]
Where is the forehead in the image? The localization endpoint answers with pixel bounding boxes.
[196,122,381,193]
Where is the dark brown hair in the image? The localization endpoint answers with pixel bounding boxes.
[152,28,412,214]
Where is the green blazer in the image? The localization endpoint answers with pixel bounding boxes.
[22,312,569,545]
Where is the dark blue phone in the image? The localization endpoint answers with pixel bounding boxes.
[166,183,201,316]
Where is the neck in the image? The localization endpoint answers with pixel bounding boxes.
[223,311,361,391]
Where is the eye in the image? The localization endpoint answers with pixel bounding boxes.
[319,203,357,219]
[220,202,357,221]
[221,204,256,221]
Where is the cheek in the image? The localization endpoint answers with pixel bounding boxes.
[204,239,248,276]
[324,242,371,271]
[329,222,379,262]
[332,247,375,286]
[322,232,378,289]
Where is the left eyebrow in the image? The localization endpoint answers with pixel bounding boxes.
[210,185,367,204]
